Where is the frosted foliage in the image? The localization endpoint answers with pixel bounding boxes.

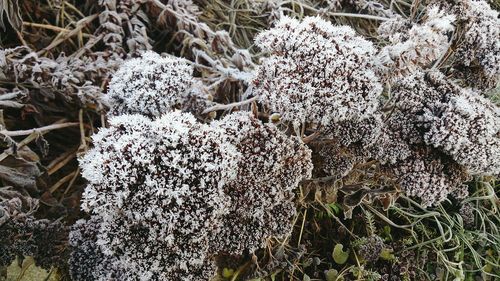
[423,91,500,175]
[383,147,469,207]
[253,16,382,125]
[106,51,195,117]
[210,112,313,255]
[79,111,239,280]
[376,7,455,81]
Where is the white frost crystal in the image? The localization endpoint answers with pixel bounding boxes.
[210,112,313,255]
[253,16,382,126]
[106,51,203,117]
[79,111,240,280]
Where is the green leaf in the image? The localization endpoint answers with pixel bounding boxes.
[222,268,234,278]
[332,244,349,265]
[325,269,340,281]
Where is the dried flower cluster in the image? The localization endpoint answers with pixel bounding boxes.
[75,111,312,279]
[78,112,238,280]
[372,70,499,206]
[376,6,455,81]
[450,0,500,89]
[381,146,469,207]
[210,112,312,255]
[0,187,67,270]
[253,16,382,126]
[106,51,212,118]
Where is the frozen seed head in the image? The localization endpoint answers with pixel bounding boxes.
[323,115,383,147]
[0,188,67,270]
[370,111,421,164]
[376,7,455,81]
[210,112,313,255]
[422,89,500,175]
[392,70,460,115]
[79,111,240,280]
[253,16,382,126]
[371,70,457,165]
[106,51,195,117]
[382,146,469,207]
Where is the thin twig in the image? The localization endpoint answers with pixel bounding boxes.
[202,96,258,114]
[0,122,79,137]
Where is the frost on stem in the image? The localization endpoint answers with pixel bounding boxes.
[79,111,239,280]
[106,51,212,118]
[210,112,313,255]
[381,146,469,207]
[253,16,382,126]
[376,6,455,81]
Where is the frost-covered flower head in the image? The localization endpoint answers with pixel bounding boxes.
[79,111,240,280]
[422,90,500,175]
[452,0,500,89]
[253,16,382,126]
[391,69,500,175]
[210,112,312,255]
[106,51,197,117]
[376,6,455,81]
[382,146,469,207]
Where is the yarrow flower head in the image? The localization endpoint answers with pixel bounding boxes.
[253,16,382,126]
[79,111,240,280]
[106,51,211,118]
[210,112,313,255]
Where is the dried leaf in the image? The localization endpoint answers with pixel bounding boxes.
[0,0,22,32]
